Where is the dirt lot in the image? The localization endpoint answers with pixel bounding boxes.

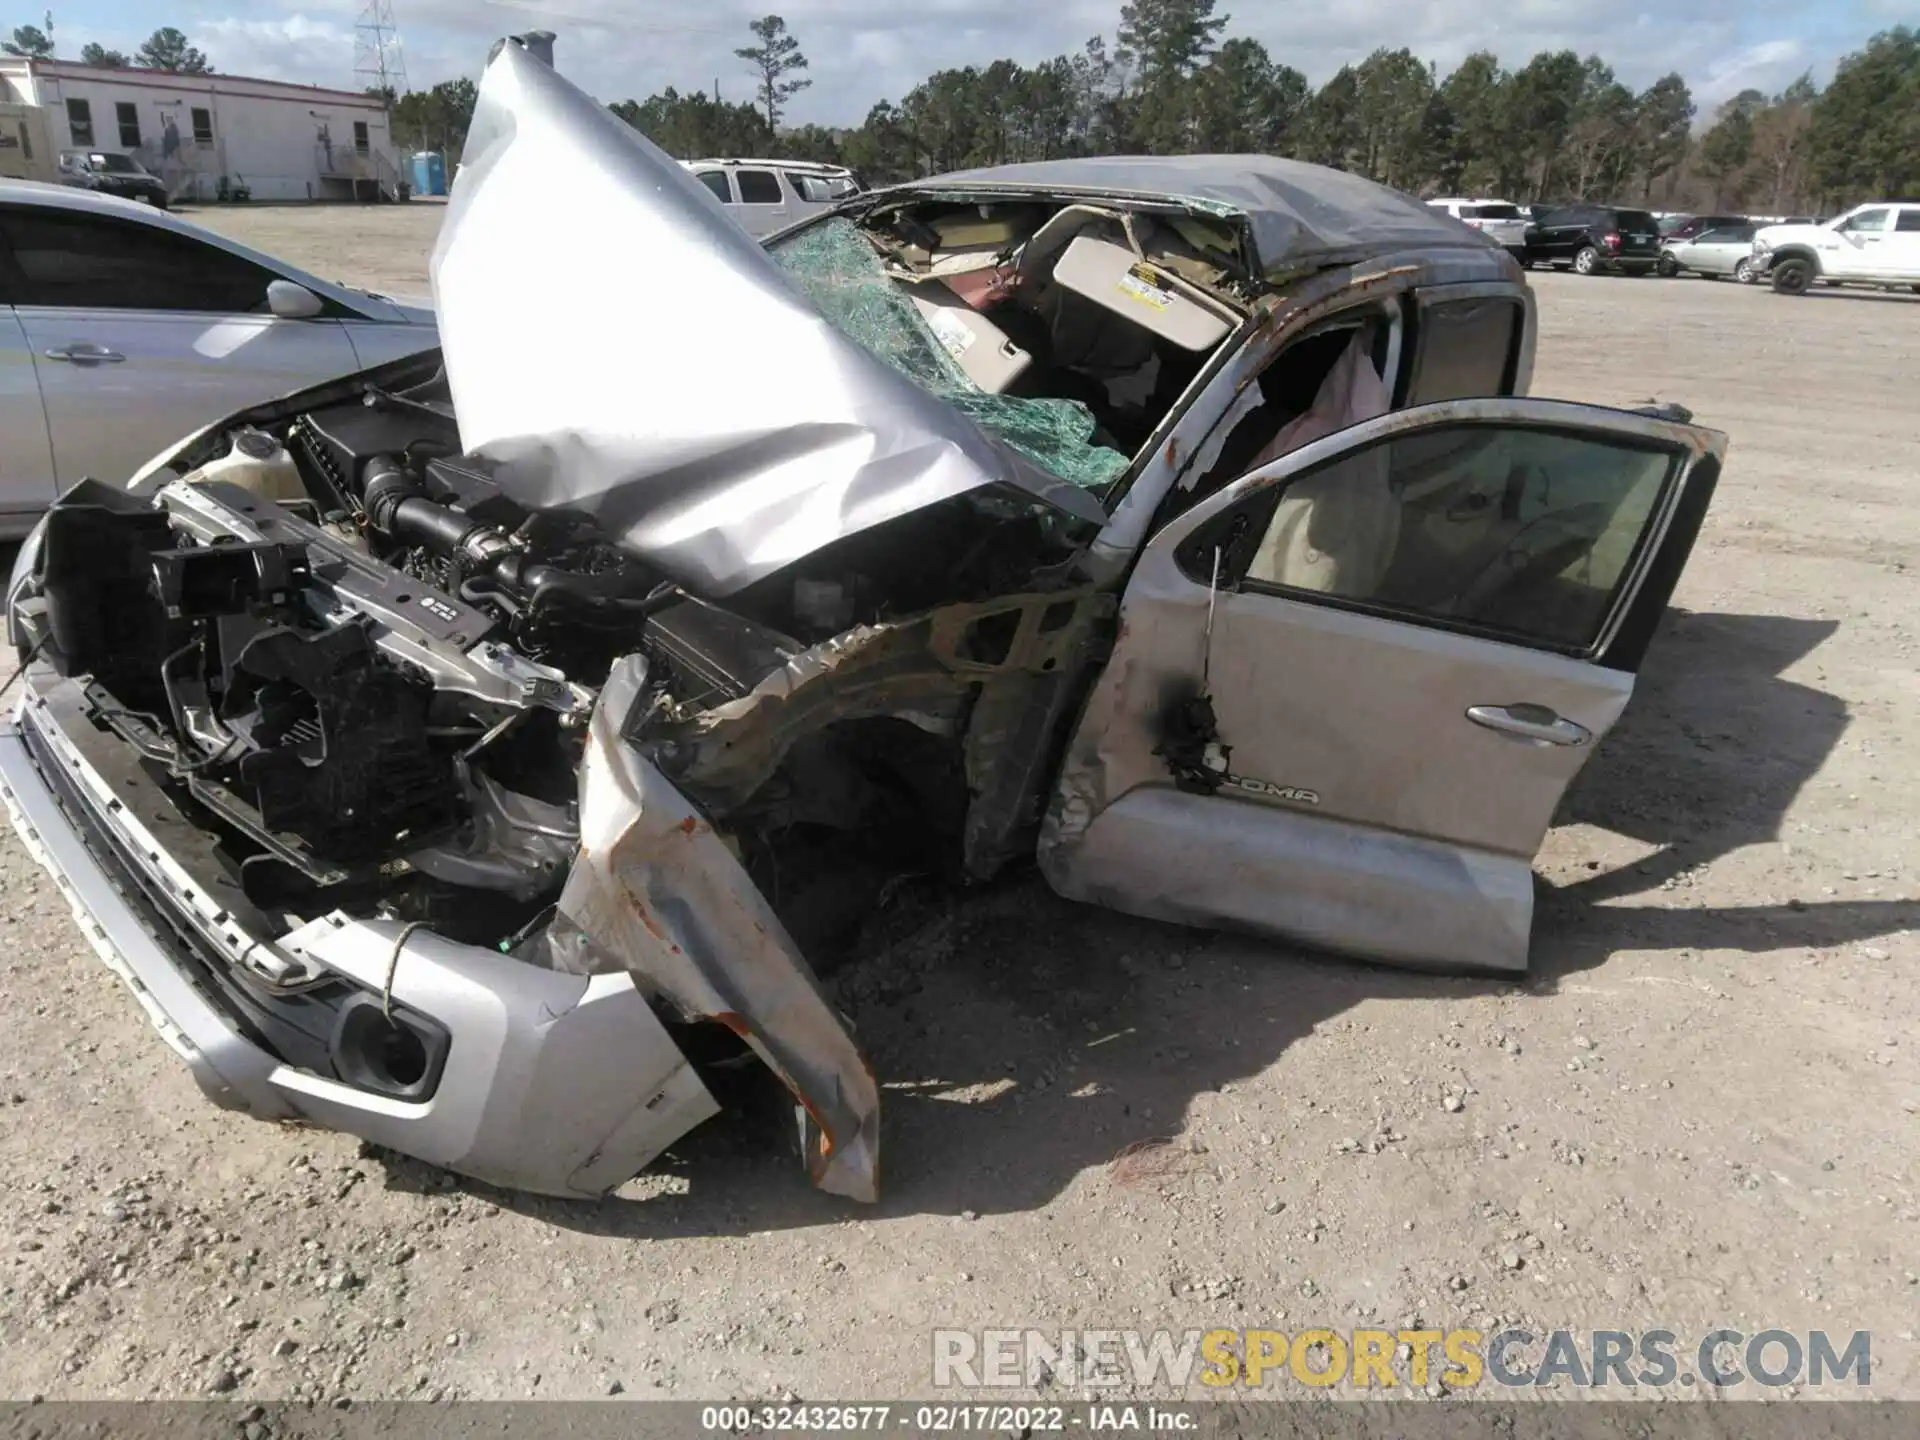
[1,200,1915,1405]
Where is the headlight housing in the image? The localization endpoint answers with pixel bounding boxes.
[6,516,45,651]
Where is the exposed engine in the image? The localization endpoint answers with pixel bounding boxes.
[26,371,732,946]
[24,363,1091,968]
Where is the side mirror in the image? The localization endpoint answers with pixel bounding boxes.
[266,279,325,319]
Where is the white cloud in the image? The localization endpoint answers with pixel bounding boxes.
[138,3,1857,126]
[1693,37,1810,110]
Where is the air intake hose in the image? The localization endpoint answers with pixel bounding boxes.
[359,455,675,617]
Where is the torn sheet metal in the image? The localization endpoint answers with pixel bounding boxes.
[642,589,1116,879]
[541,655,880,1201]
[433,41,1076,598]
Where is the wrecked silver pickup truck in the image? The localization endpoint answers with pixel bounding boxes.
[0,35,1724,1204]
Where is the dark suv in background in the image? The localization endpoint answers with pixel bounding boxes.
[1523,205,1664,275]
[55,149,170,209]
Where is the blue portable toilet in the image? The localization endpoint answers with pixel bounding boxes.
[410,151,448,197]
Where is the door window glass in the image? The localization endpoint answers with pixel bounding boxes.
[694,170,732,203]
[65,99,92,147]
[1841,209,1890,234]
[1895,211,1920,233]
[735,169,782,204]
[1405,297,1520,405]
[116,102,141,149]
[0,207,278,313]
[1187,422,1679,653]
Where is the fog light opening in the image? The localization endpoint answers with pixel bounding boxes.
[331,994,446,1099]
[372,1020,429,1089]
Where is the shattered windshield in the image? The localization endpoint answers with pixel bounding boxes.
[769,218,1129,488]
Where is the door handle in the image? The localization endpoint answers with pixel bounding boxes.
[1466,704,1592,747]
[43,343,127,364]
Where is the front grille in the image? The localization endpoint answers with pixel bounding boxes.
[19,705,448,1095]
[20,711,233,990]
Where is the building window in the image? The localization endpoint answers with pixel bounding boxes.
[66,98,92,147]
[191,107,213,145]
[116,101,140,149]
[352,120,369,153]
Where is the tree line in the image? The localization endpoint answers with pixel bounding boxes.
[4,20,210,72]
[616,7,1920,216]
[25,5,1908,216]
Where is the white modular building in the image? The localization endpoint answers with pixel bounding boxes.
[0,56,405,202]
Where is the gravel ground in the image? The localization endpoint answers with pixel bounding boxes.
[1,201,1915,1404]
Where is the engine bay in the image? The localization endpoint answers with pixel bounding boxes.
[21,351,1114,980]
[13,192,1252,978]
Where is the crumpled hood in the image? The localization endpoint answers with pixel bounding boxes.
[432,41,1079,597]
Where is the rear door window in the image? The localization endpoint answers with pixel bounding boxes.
[1405,295,1522,406]
[1897,211,1920,233]
[735,169,783,205]
[1466,204,1522,221]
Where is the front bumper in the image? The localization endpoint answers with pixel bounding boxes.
[0,687,722,1198]
[95,181,166,205]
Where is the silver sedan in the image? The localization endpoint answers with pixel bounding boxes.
[1658,224,1762,282]
[0,180,437,537]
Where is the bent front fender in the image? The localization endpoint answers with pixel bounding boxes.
[544,655,880,1201]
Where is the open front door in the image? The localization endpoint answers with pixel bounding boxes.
[1040,397,1725,973]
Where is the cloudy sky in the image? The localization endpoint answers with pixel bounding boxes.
[29,0,1894,120]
